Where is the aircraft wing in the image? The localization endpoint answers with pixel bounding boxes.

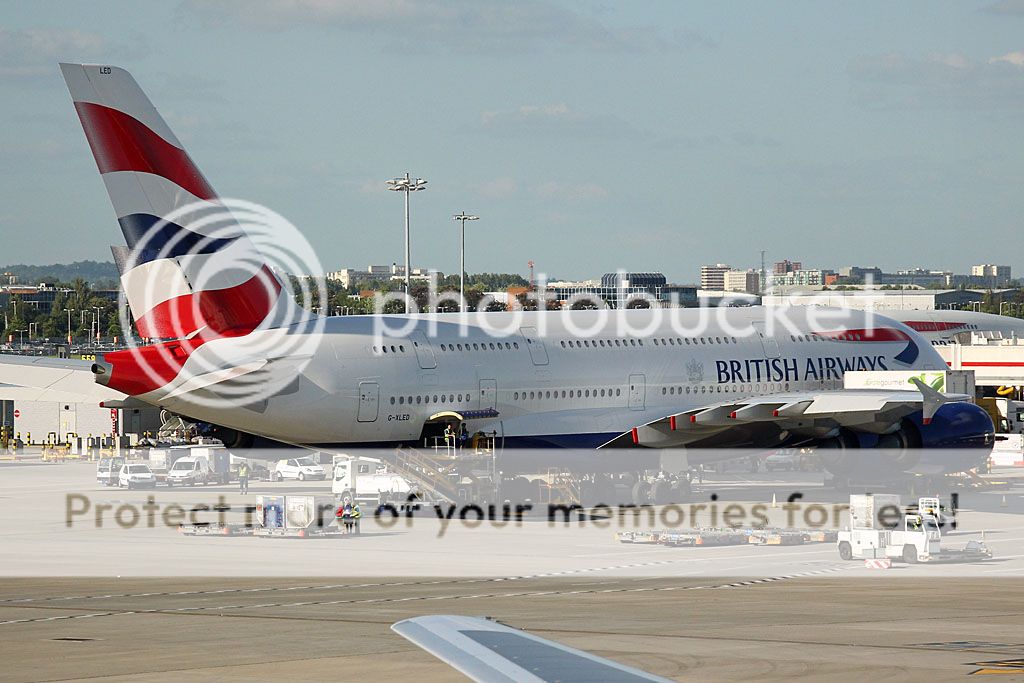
[391,615,676,683]
[0,354,127,404]
[604,381,969,449]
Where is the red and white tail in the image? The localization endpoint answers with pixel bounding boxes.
[60,63,292,340]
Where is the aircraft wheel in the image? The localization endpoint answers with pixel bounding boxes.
[838,542,853,561]
[650,480,673,505]
[631,481,651,506]
[902,545,918,564]
[670,479,691,503]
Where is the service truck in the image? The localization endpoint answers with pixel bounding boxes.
[332,454,411,505]
[165,445,231,486]
[838,494,991,563]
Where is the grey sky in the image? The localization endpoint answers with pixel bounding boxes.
[1,1,1022,282]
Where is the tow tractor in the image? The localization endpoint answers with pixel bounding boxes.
[837,494,992,564]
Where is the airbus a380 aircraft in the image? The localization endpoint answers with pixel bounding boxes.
[46,63,993,482]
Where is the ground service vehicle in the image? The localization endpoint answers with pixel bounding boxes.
[273,456,326,482]
[96,457,124,486]
[838,494,990,563]
[332,455,411,504]
[118,463,156,489]
[166,455,213,487]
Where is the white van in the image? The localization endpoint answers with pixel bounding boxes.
[118,463,156,489]
[166,456,212,487]
[273,456,325,481]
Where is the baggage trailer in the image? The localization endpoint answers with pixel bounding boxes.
[178,522,255,537]
[253,495,345,538]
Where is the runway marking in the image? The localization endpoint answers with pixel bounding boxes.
[0,555,749,606]
[0,565,855,626]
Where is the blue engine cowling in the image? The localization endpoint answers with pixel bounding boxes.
[899,401,994,475]
[820,402,994,477]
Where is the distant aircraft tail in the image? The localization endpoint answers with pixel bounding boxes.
[60,63,290,340]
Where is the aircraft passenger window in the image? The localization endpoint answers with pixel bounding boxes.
[638,340,643,346]
[560,341,566,348]
[399,396,404,405]
[616,388,621,396]
[514,342,520,349]
[653,339,659,346]
[389,345,396,353]
[614,339,621,347]
[400,345,406,352]
[669,387,675,395]
[529,391,535,399]
[686,386,691,394]
[390,397,396,405]
[701,386,706,393]
[514,392,519,400]
[416,396,421,404]
[372,346,378,354]
[585,389,591,397]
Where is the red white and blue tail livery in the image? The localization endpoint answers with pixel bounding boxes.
[61,63,288,340]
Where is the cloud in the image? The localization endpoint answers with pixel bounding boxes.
[989,51,1024,66]
[981,0,1024,15]
[533,181,608,201]
[180,0,712,54]
[474,177,518,200]
[0,28,108,78]
[479,103,634,138]
[0,27,147,80]
[847,50,1024,109]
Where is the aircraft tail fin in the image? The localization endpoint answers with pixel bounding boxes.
[60,63,289,340]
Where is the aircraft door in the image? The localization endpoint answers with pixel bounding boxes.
[479,379,497,411]
[519,327,549,365]
[357,382,379,422]
[752,322,781,358]
[410,331,437,369]
[628,374,646,410]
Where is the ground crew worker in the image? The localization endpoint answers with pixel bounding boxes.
[335,501,347,531]
[237,461,250,495]
[443,424,455,454]
[351,502,362,535]
[342,502,354,534]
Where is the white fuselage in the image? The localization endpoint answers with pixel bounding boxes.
[151,306,947,448]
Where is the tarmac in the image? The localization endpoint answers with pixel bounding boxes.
[1,460,1022,680]
[3,577,1024,681]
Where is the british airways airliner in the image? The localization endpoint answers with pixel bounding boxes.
[53,63,994,484]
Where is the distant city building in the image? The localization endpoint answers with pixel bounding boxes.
[773,259,802,275]
[699,264,731,291]
[327,264,430,288]
[837,265,952,287]
[0,283,117,315]
[762,289,1010,311]
[765,269,824,289]
[724,269,760,294]
[970,264,1012,287]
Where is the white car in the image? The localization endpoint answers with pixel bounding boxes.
[273,456,326,481]
[118,463,156,489]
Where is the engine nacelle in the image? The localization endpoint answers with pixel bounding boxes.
[816,402,994,477]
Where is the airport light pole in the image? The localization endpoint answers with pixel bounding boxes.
[387,172,428,313]
[28,322,37,340]
[64,308,74,345]
[452,212,479,312]
[94,306,102,343]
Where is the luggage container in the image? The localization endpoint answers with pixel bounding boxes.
[254,495,340,538]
